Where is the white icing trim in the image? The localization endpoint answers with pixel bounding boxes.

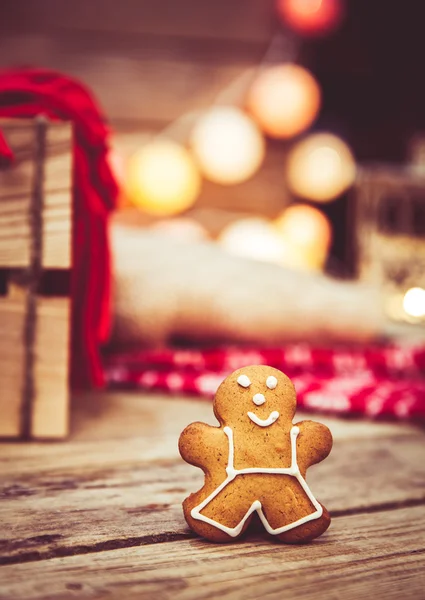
[237,374,251,388]
[252,393,266,406]
[190,425,323,537]
[247,411,279,427]
[266,375,278,390]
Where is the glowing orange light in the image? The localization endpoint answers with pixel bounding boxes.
[277,0,345,37]
[274,204,332,269]
[286,133,356,202]
[191,107,265,185]
[247,64,321,139]
[403,287,425,319]
[126,139,201,216]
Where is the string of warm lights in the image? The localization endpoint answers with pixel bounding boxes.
[118,0,355,275]
[114,0,425,323]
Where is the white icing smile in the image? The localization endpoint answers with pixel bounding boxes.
[247,410,279,427]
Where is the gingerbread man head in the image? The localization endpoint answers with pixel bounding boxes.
[213,365,297,430]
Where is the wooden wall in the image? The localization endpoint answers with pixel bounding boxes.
[1,1,276,128]
[1,1,299,220]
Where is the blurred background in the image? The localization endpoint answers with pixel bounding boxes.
[2,0,425,343]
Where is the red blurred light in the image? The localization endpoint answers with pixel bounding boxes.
[276,0,345,37]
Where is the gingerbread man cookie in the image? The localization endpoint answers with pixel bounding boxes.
[179,365,333,543]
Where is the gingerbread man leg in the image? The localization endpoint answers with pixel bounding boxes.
[183,498,236,543]
[184,477,260,542]
[274,504,330,544]
[258,475,331,543]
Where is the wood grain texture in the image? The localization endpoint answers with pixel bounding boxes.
[0,118,72,438]
[31,297,70,438]
[0,393,424,598]
[0,433,424,564]
[0,296,26,436]
[0,119,72,269]
[0,394,424,565]
[0,296,70,438]
[0,506,424,600]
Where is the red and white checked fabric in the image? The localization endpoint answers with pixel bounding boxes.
[103,344,425,421]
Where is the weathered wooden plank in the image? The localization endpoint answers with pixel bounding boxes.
[0,433,424,563]
[0,120,72,196]
[0,394,424,562]
[0,120,72,269]
[2,0,276,43]
[0,296,26,437]
[0,193,72,269]
[0,506,424,600]
[0,296,70,439]
[31,297,70,438]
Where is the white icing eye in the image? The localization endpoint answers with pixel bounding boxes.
[266,375,278,390]
[237,374,251,388]
[253,393,266,406]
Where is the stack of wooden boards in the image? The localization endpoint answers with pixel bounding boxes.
[0,118,72,439]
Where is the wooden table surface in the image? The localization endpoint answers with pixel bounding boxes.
[1,390,425,599]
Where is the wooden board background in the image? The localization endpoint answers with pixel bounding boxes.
[0,2,276,127]
[0,1,296,219]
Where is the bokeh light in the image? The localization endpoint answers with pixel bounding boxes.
[276,0,345,38]
[218,218,285,263]
[247,64,321,139]
[286,133,356,202]
[403,287,425,318]
[274,204,332,269]
[149,218,209,243]
[126,139,201,216]
[191,106,265,185]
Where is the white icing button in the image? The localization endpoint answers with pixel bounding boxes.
[253,393,266,406]
[266,375,278,390]
[237,374,251,388]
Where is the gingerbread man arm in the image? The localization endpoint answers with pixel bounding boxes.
[178,422,228,472]
[294,420,333,472]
